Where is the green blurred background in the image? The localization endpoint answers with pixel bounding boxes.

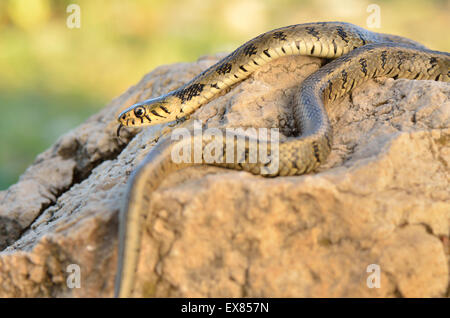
[0,0,449,190]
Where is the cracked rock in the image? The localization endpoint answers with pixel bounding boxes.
[0,53,449,297]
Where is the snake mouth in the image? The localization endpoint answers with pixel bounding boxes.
[116,123,124,138]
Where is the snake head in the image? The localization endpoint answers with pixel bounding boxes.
[117,97,175,136]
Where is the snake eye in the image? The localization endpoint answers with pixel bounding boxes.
[134,106,145,118]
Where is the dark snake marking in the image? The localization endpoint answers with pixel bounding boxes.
[216,63,232,75]
[359,58,368,76]
[341,70,348,89]
[336,26,349,43]
[160,105,171,114]
[306,27,320,41]
[174,83,205,103]
[273,31,287,41]
[243,43,258,57]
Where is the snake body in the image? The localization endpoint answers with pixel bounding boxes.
[114,22,450,297]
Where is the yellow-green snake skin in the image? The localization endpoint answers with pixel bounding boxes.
[114,22,450,297]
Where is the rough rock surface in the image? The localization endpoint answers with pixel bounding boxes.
[0,53,449,297]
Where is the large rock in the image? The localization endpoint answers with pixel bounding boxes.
[0,53,448,297]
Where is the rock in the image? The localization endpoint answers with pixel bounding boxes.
[0,53,448,297]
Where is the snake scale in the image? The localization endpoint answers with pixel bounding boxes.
[114,22,450,297]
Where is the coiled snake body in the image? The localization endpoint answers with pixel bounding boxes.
[114,22,450,297]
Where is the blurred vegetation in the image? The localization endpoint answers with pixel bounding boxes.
[0,0,448,190]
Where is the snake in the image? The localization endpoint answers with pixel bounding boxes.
[113,22,450,297]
